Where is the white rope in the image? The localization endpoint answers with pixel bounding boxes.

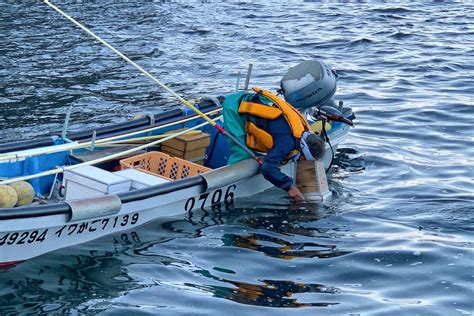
[0,115,222,185]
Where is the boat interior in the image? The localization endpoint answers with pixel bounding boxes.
[0,101,228,208]
[0,96,353,211]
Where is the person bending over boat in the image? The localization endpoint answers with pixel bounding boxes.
[221,87,325,202]
[221,60,338,202]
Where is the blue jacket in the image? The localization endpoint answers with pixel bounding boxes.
[255,115,298,191]
[222,92,298,191]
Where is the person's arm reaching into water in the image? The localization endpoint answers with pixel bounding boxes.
[260,134,305,202]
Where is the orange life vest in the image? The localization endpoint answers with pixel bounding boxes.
[238,87,310,153]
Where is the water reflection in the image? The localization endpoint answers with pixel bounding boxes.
[333,147,365,178]
[0,200,349,312]
[148,206,348,307]
[222,233,350,260]
[186,271,339,308]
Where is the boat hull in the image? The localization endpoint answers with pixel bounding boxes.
[0,164,292,264]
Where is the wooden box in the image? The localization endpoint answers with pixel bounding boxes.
[296,160,330,201]
[161,145,207,162]
[161,130,211,165]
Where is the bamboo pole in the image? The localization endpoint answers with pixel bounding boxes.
[0,108,221,162]
[43,0,260,164]
[95,131,202,146]
[0,116,221,185]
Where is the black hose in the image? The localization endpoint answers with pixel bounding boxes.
[322,121,334,173]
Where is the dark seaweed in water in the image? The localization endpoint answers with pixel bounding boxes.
[0,2,473,315]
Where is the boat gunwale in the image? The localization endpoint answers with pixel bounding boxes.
[0,175,206,221]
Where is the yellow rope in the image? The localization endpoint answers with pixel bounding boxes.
[44,0,218,128]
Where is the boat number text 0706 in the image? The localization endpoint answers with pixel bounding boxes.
[184,185,236,211]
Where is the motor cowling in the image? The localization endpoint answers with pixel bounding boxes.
[281,60,338,111]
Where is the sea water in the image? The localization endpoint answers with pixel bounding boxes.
[0,2,473,315]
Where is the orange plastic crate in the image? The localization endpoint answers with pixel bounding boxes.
[119,151,210,180]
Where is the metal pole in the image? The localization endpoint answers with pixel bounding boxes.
[61,105,73,139]
[235,71,241,91]
[243,63,253,90]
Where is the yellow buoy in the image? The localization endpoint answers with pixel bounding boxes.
[9,181,35,206]
[0,184,18,208]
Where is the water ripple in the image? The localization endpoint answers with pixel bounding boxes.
[1,2,473,315]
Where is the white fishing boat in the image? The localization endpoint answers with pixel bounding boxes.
[0,103,353,267]
[0,1,354,268]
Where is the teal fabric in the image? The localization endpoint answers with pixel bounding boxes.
[222,92,277,164]
[222,92,252,164]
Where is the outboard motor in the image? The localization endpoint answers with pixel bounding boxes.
[280,60,338,111]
